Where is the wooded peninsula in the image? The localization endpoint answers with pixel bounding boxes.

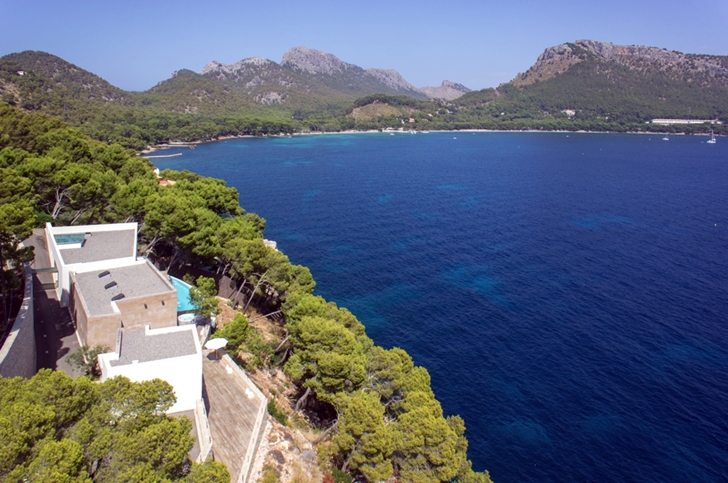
[0,103,492,483]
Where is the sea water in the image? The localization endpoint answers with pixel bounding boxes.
[153,132,728,482]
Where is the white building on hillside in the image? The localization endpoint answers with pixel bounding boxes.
[98,324,202,413]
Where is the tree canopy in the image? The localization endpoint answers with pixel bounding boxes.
[0,370,229,482]
[0,104,492,483]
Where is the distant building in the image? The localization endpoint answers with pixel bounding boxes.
[650,118,722,125]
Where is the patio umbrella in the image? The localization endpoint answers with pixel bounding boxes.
[204,338,228,360]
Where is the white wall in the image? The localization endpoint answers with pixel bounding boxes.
[45,223,140,306]
[99,325,202,413]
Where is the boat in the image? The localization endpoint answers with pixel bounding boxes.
[707,130,717,144]
[662,136,669,141]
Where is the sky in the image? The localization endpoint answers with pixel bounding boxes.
[2,0,727,92]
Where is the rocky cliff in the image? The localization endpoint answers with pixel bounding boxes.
[201,47,429,106]
[418,80,471,100]
[513,40,728,87]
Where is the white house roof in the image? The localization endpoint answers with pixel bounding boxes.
[110,325,198,367]
[56,229,137,265]
[73,262,174,317]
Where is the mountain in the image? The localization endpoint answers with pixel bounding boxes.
[452,39,728,124]
[201,47,428,110]
[0,50,130,105]
[0,51,294,149]
[513,39,728,87]
[140,68,264,115]
[0,50,137,120]
[418,80,471,101]
[281,46,426,99]
[2,40,726,147]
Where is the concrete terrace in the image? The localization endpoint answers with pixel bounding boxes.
[203,351,267,483]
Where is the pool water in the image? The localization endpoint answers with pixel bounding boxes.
[169,276,198,312]
[54,233,85,245]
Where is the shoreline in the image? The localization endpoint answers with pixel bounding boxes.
[138,128,719,155]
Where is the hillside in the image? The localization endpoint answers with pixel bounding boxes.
[200,47,429,113]
[0,51,296,148]
[1,40,726,147]
[139,69,267,115]
[452,40,728,126]
[418,80,471,101]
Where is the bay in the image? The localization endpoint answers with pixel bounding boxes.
[152,132,728,482]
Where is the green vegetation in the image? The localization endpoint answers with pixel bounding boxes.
[3,47,727,153]
[211,313,250,351]
[260,465,279,483]
[0,52,296,149]
[65,345,110,379]
[0,369,230,482]
[4,42,725,481]
[188,276,221,320]
[0,103,492,482]
[267,399,288,426]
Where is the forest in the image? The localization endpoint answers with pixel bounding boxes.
[0,103,492,483]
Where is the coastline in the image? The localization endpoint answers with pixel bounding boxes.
[139,128,718,156]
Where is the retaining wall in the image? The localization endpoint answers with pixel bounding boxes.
[194,398,214,463]
[0,264,36,378]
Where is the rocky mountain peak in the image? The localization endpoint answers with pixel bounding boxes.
[201,57,275,77]
[365,68,418,91]
[418,80,471,100]
[514,39,728,86]
[281,47,354,76]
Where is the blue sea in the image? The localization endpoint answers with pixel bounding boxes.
[153,132,728,482]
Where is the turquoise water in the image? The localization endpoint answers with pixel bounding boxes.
[54,233,85,245]
[169,276,197,312]
[153,132,728,482]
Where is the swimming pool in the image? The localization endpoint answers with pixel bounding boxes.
[54,233,85,245]
[169,276,198,312]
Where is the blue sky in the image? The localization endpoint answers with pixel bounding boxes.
[2,0,727,92]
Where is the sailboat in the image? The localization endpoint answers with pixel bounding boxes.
[707,130,717,144]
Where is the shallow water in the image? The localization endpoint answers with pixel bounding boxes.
[154,132,728,482]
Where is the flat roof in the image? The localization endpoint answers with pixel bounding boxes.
[110,326,198,366]
[73,262,174,317]
[58,229,136,265]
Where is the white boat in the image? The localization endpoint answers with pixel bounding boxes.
[662,136,669,141]
[707,130,717,144]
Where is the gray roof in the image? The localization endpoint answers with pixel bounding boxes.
[110,327,198,366]
[59,229,136,265]
[73,262,174,316]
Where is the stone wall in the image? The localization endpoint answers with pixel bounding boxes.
[0,264,36,378]
[194,399,214,463]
